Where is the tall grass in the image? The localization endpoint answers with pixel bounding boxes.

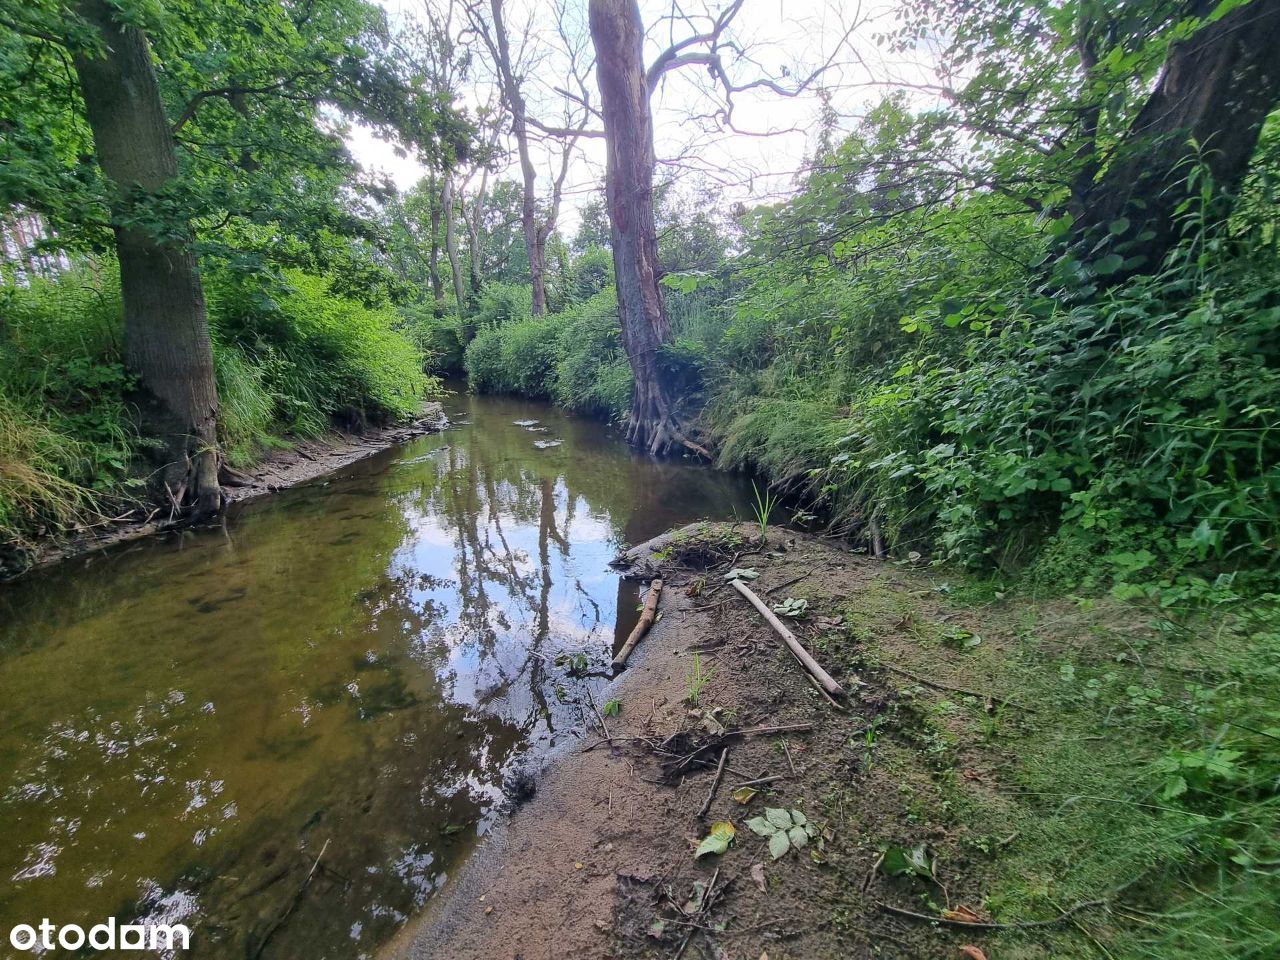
[0,261,435,564]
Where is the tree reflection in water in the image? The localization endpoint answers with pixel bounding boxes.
[0,391,751,958]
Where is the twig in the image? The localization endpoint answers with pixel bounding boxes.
[730,578,844,698]
[782,740,797,776]
[882,664,1036,712]
[586,687,613,746]
[251,839,330,958]
[875,898,1107,930]
[730,775,784,789]
[697,748,728,818]
[763,572,812,596]
[729,722,813,737]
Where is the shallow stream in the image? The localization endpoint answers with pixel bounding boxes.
[0,390,753,958]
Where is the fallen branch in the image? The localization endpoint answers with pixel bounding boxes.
[731,774,784,789]
[876,898,1107,930]
[696,748,728,818]
[729,578,844,699]
[612,578,663,668]
[882,664,1036,713]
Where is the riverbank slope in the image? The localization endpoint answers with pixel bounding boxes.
[386,521,1257,960]
[3,402,447,580]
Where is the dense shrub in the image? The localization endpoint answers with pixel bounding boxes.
[210,268,433,434]
[463,287,632,420]
[0,261,434,556]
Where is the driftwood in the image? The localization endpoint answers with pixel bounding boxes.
[612,578,663,667]
[729,579,844,699]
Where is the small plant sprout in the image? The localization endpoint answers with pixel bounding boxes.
[685,652,714,706]
[750,482,778,541]
[602,698,621,717]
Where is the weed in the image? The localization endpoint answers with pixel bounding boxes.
[684,652,714,706]
[749,481,778,541]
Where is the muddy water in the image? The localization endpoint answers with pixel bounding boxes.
[0,390,752,958]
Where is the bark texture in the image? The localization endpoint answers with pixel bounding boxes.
[1077,0,1280,266]
[71,0,222,518]
[589,0,708,457]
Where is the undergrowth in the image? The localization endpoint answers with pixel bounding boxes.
[0,261,434,567]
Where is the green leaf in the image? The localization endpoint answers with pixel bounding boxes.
[765,807,793,830]
[1108,216,1131,235]
[695,820,736,859]
[768,829,791,860]
[882,843,934,878]
[731,787,758,805]
[1094,253,1124,275]
[746,816,776,836]
[787,825,810,850]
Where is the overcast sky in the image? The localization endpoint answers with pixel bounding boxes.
[347,0,926,231]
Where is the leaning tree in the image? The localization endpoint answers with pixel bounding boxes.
[71,0,223,517]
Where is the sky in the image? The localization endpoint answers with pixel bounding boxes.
[346,0,926,233]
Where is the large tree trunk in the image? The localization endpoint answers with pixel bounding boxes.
[442,175,467,312]
[488,0,548,315]
[589,0,708,457]
[71,0,222,518]
[1077,0,1280,267]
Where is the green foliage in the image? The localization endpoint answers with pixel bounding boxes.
[0,261,433,557]
[211,268,433,435]
[464,287,632,420]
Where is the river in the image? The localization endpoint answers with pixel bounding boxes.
[0,389,753,958]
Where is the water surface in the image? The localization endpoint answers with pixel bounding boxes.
[0,391,752,958]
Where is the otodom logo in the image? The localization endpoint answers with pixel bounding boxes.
[8,918,190,952]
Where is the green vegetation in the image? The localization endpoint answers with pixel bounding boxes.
[1,263,434,564]
[831,573,1280,960]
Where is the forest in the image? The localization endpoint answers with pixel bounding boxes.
[1,0,1279,958]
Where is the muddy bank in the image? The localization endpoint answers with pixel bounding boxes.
[384,521,1016,960]
[4,402,447,581]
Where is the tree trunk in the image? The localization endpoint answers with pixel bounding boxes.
[1077,0,1280,267]
[488,0,547,315]
[462,189,484,296]
[588,0,708,458]
[71,0,222,518]
[428,174,446,314]
[442,175,467,312]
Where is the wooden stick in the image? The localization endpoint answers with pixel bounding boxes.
[731,775,784,789]
[727,722,813,737]
[697,748,728,819]
[612,579,663,667]
[869,516,885,559]
[729,578,844,698]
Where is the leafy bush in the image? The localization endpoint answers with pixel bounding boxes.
[471,281,533,328]
[568,245,613,301]
[210,268,434,433]
[399,304,467,375]
[464,287,632,420]
[463,314,559,398]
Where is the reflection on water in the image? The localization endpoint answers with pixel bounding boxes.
[0,390,752,958]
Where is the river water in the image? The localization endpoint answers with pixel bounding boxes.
[0,390,753,958]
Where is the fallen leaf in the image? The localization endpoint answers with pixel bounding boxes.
[732,786,758,804]
[942,905,986,924]
[958,947,987,960]
[695,820,736,859]
[961,769,981,781]
[750,862,766,893]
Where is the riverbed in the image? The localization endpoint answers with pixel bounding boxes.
[0,390,754,958]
